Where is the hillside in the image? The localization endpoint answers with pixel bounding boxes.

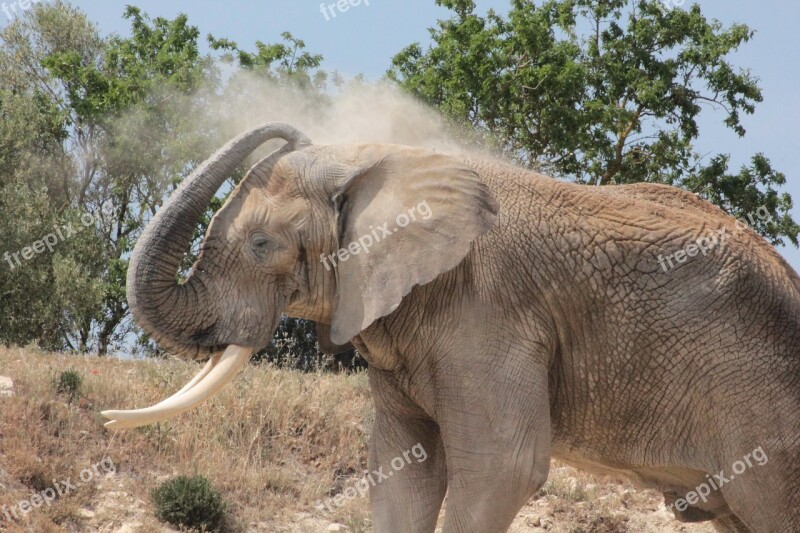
[0,347,714,532]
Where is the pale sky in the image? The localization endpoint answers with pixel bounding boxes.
[9,0,800,269]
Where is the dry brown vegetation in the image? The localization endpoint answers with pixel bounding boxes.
[0,347,714,532]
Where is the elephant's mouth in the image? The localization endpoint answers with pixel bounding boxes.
[101,344,254,429]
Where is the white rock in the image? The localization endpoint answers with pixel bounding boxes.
[526,516,541,527]
[0,376,13,397]
[78,508,96,518]
[327,524,349,532]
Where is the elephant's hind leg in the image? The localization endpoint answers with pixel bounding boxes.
[706,436,800,532]
[661,490,748,531]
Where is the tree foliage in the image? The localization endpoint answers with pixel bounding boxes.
[209,31,331,91]
[0,1,105,351]
[390,0,798,245]
[38,6,223,354]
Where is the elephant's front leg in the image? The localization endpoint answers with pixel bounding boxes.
[439,353,552,533]
[369,371,448,533]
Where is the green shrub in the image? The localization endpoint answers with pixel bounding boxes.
[152,475,227,532]
[53,369,83,401]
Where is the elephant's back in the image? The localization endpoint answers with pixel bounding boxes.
[459,152,800,352]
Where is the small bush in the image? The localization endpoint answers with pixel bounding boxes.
[152,475,226,532]
[53,369,83,401]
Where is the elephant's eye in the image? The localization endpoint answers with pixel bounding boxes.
[249,232,275,256]
[251,233,270,248]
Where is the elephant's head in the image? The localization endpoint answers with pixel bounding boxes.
[102,123,498,429]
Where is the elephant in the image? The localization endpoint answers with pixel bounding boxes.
[103,123,800,532]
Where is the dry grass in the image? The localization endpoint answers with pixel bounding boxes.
[0,346,373,531]
[0,346,715,532]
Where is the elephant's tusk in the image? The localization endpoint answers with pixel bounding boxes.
[101,345,253,430]
[115,352,221,416]
[170,353,222,398]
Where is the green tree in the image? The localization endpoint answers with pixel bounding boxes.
[42,6,224,354]
[390,0,798,245]
[0,1,105,351]
[209,31,331,91]
[0,3,222,353]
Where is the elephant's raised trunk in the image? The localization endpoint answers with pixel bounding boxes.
[105,124,310,430]
[126,123,310,358]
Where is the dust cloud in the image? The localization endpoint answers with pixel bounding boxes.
[210,73,481,157]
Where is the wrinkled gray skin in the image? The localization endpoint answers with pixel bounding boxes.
[128,124,800,532]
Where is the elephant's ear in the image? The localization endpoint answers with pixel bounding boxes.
[328,145,498,345]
